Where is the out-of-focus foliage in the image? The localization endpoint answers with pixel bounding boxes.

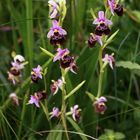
[0,0,140,140]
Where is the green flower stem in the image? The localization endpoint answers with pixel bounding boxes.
[41,102,52,129]
[18,91,29,138]
[43,73,52,129]
[97,47,104,98]
[61,68,70,140]
[26,0,33,71]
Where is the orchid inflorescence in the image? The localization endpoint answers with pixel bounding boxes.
[87,0,123,114]
[7,0,125,131]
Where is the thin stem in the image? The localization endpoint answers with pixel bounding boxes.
[18,92,29,138]
[26,0,33,71]
[61,68,70,140]
[123,73,133,121]
[43,74,52,129]
[97,48,104,98]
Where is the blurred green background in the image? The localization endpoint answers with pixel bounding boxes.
[0,0,140,140]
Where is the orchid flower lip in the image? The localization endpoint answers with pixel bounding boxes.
[94,96,107,114]
[88,33,103,47]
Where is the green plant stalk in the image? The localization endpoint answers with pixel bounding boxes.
[97,48,104,98]
[18,92,29,138]
[26,0,33,71]
[41,102,52,129]
[61,68,70,140]
[43,74,52,129]
[0,110,19,140]
[123,73,133,121]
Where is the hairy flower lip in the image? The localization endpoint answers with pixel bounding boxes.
[10,67,20,76]
[94,96,107,114]
[88,33,102,47]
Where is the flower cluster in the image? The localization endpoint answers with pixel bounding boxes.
[50,105,81,122]
[7,55,27,85]
[88,0,123,48]
[88,0,124,115]
[47,0,67,46]
[6,0,126,131]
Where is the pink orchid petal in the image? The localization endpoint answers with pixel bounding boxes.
[108,0,115,15]
[98,11,105,19]
[93,19,100,25]
[48,0,58,8]
[47,30,54,38]
[59,28,67,35]
[105,19,113,26]
[96,35,103,46]
[50,9,58,19]
[52,20,59,28]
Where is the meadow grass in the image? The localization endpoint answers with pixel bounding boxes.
[0,0,140,140]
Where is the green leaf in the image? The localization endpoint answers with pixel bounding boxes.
[133,109,140,125]
[90,8,96,19]
[40,47,54,58]
[67,117,88,140]
[114,132,125,139]
[116,61,140,70]
[127,10,140,23]
[103,30,119,49]
[99,129,125,140]
[85,91,95,101]
[133,69,140,77]
[46,124,63,140]
[65,80,86,100]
